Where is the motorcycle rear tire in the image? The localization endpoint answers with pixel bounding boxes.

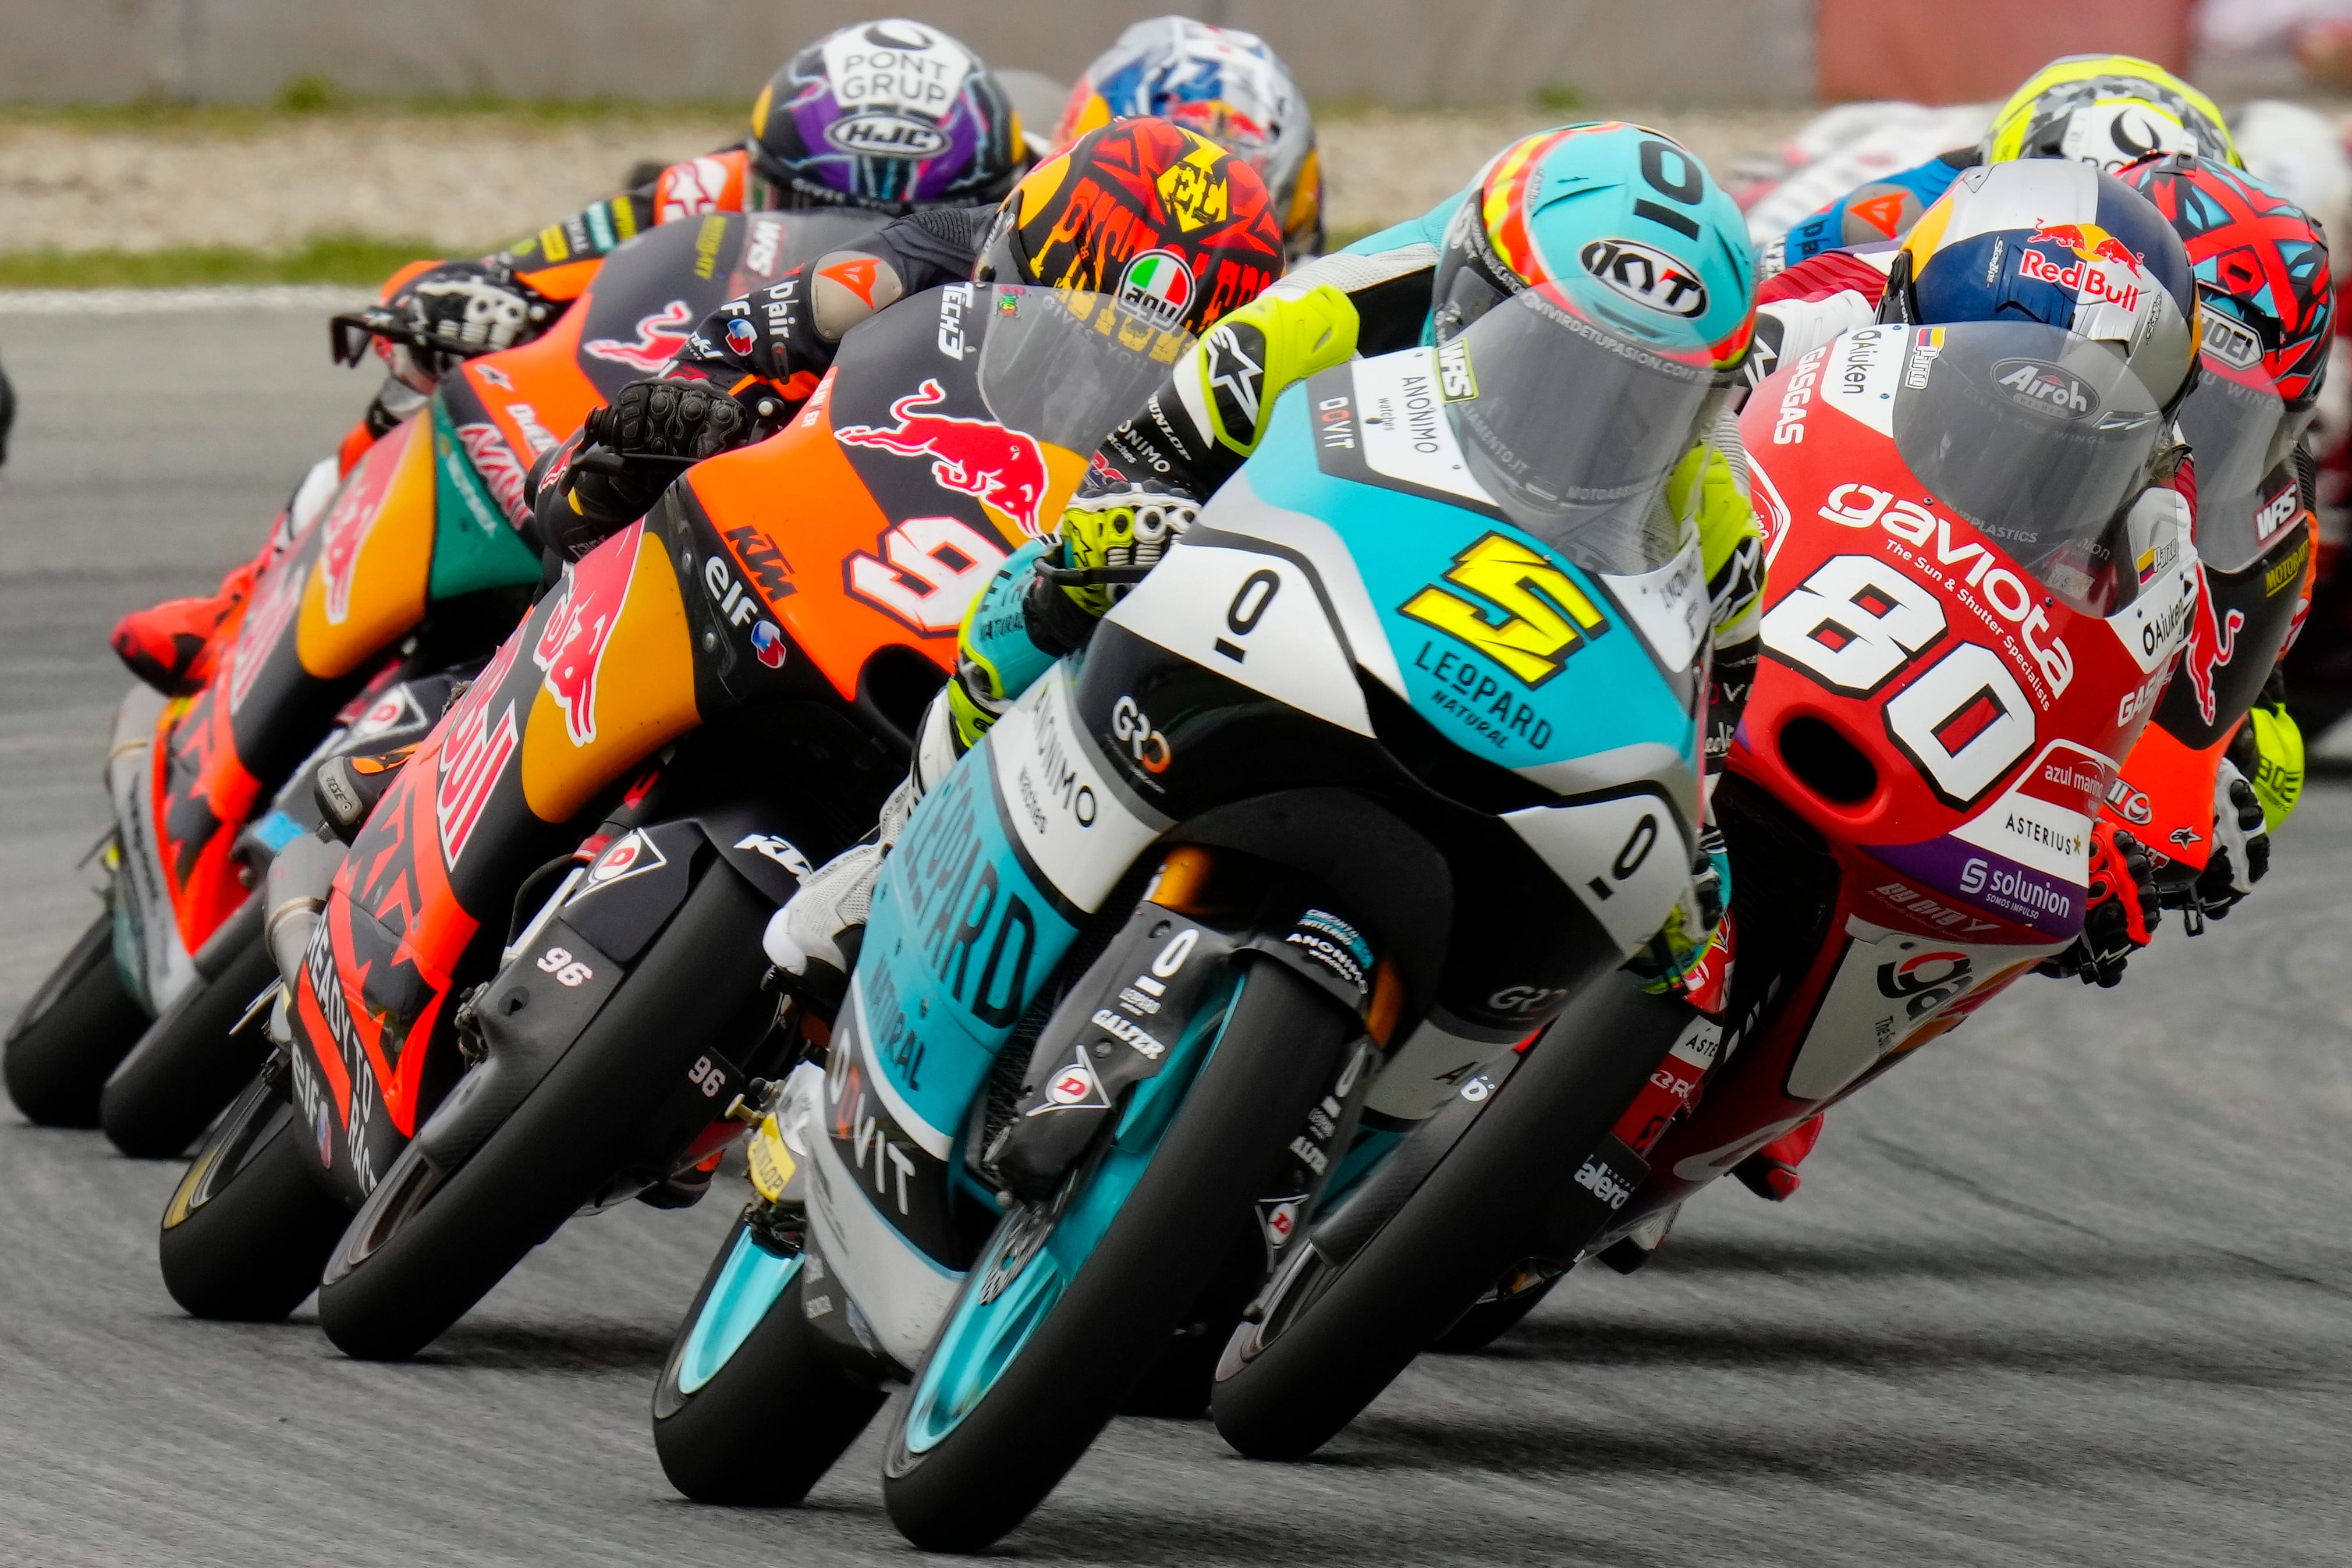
[5,910,151,1128]
[101,934,276,1158]
[315,860,771,1361]
[650,1215,886,1505]
[158,1073,350,1321]
[880,960,1352,1553]
[1208,976,1685,1461]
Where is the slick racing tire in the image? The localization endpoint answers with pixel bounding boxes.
[880,960,1353,1554]
[315,861,771,1361]
[5,911,151,1127]
[651,1212,887,1505]
[1425,1273,1560,1353]
[158,1072,352,1321]
[101,934,276,1158]
[1209,976,1686,1461]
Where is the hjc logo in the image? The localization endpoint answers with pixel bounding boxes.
[1111,695,1171,774]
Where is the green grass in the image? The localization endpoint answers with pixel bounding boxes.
[0,235,438,289]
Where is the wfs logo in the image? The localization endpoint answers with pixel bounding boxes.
[1578,237,1709,318]
[1992,358,2100,420]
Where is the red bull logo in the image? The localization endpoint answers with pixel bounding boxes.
[833,378,1052,538]
[2184,561,2245,726]
[437,636,520,869]
[317,427,406,625]
[531,526,641,747]
[2018,222,2145,314]
[584,299,697,374]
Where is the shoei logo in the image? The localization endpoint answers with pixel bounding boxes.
[1577,237,1709,318]
[826,112,951,159]
[2199,310,2264,373]
[1992,358,2100,421]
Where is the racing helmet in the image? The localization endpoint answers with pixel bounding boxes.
[747,19,1025,213]
[1981,54,2237,173]
[1887,159,2200,414]
[1056,17,1323,264]
[973,116,1285,337]
[1429,125,1759,573]
[2227,100,2352,282]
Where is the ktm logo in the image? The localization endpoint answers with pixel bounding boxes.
[1399,533,1610,687]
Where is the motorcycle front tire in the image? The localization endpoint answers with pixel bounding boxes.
[315,859,772,1361]
[101,931,276,1158]
[5,910,151,1127]
[1208,975,1687,1461]
[158,1072,352,1321]
[879,959,1353,1553]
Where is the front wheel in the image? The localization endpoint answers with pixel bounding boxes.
[5,910,151,1127]
[101,932,276,1158]
[1209,975,1687,1461]
[879,959,1354,1553]
[315,859,772,1361]
[158,1070,351,1321]
[651,1209,887,1504]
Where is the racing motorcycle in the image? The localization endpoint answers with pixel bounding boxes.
[155,279,1177,1346]
[647,286,1722,1551]
[1206,318,2203,1460]
[64,206,860,1161]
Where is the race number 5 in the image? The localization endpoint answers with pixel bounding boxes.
[1762,554,1945,694]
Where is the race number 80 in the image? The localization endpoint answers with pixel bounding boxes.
[1764,554,2037,807]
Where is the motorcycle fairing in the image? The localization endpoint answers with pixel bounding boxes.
[1740,328,2198,943]
[295,414,438,682]
[1229,354,1705,781]
[426,393,546,599]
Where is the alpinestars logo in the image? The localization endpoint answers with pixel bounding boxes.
[1204,321,1268,437]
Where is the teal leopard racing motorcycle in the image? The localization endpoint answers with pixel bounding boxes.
[650,286,1726,1549]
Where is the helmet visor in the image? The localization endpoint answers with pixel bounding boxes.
[2173,359,2297,574]
[976,284,1196,455]
[1445,286,1720,574]
[1893,321,2168,613]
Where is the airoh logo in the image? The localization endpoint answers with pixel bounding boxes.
[1992,357,2099,420]
[1578,237,1709,318]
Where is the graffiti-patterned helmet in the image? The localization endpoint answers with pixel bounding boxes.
[974,117,1285,336]
[747,19,1026,214]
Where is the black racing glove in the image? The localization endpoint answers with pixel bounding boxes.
[367,260,549,391]
[547,378,754,548]
[2037,824,2159,988]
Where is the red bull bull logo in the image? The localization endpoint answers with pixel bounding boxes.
[2019,223,2146,314]
[2184,561,2244,725]
[833,378,1052,538]
[317,426,407,625]
[584,299,697,374]
[531,527,641,747]
[437,636,521,869]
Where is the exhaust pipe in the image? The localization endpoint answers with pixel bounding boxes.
[264,833,345,992]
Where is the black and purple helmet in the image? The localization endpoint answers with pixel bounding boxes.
[746,18,1026,214]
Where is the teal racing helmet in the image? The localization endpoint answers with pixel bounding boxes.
[1432,121,1757,372]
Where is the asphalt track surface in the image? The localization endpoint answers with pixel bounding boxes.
[1,304,2349,1567]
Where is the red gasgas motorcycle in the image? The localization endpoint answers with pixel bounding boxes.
[1208,318,2205,1459]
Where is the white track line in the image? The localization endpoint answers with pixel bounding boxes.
[0,286,369,315]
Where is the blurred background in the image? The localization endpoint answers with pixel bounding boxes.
[2,0,2350,282]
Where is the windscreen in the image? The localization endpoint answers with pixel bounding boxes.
[975,285,1194,455]
[1443,286,1719,575]
[2173,361,2298,575]
[1892,321,2168,614]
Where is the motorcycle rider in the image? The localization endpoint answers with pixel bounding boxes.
[1055,16,1325,264]
[108,16,1027,697]
[758,122,1768,1001]
[1766,54,2237,275]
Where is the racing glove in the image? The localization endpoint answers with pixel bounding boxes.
[541,378,754,551]
[2233,669,2304,832]
[2186,757,2269,921]
[375,260,549,391]
[2037,822,2159,987]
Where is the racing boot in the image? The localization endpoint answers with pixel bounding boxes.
[1733,1112,1826,1201]
[109,551,267,697]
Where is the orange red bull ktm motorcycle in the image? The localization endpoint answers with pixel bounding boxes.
[154,283,1184,1351]
[5,207,842,1158]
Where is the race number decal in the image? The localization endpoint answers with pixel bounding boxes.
[846,515,1007,634]
[1883,641,2037,807]
[1762,554,1945,694]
